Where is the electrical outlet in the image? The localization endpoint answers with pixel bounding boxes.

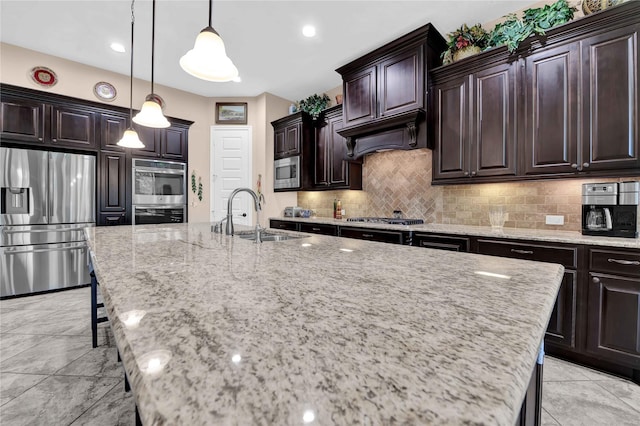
[545,215,564,225]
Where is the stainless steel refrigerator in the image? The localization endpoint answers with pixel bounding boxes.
[1,147,95,298]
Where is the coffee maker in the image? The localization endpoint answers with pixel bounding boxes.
[582,182,639,238]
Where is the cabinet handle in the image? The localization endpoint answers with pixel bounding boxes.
[464,171,470,176]
[52,138,57,142]
[608,258,640,266]
[571,163,578,169]
[312,227,321,231]
[362,233,374,238]
[583,162,590,168]
[470,171,477,176]
[592,277,600,284]
[38,137,43,141]
[511,249,533,255]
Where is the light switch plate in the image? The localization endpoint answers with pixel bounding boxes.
[545,215,565,225]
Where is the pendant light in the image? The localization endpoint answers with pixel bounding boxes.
[179,0,239,82]
[133,0,170,128]
[117,0,144,149]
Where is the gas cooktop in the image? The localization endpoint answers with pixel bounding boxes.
[347,217,425,225]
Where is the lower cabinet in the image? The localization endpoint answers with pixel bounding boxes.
[269,220,300,231]
[476,238,579,349]
[586,248,640,368]
[339,227,409,245]
[412,232,470,252]
[99,213,126,226]
[299,223,338,236]
[98,151,127,226]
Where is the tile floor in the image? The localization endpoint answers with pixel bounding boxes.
[1,287,639,425]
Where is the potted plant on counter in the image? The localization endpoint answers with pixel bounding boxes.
[442,23,489,64]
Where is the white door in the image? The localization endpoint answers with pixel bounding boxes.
[211,126,253,225]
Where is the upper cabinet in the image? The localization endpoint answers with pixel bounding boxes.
[313,105,362,190]
[336,23,446,159]
[0,96,46,144]
[50,104,96,149]
[273,112,311,159]
[432,1,640,185]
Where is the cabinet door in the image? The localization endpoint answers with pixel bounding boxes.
[98,213,126,226]
[274,127,287,159]
[0,98,45,144]
[472,63,517,177]
[433,76,470,180]
[329,116,349,186]
[587,273,640,367]
[343,65,377,126]
[285,123,301,156]
[162,126,188,161]
[412,233,470,252]
[379,47,423,117]
[100,113,128,151]
[99,151,127,214]
[299,223,338,236]
[314,120,329,187]
[50,105,96,149]
[524,43,579,175]
[546,270,577,348]
[131,123,160,157]
[339,227,407,245]
[581,26,640,171]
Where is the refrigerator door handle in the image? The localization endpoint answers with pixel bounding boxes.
[2,225,89,234]
[2,242,87,255]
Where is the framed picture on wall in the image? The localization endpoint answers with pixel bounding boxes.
[215,102,247,124]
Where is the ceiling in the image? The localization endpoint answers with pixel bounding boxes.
[1,0,539,102]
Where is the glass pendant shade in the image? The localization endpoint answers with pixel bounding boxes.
[180,27,239,82]
[133,95,170,128]
[117,128,145,148]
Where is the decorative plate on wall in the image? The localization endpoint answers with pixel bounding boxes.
[93,81,117,101]
[29,66,58,87]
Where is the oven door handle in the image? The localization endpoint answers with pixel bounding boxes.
[134,167,185,175]
[134,205,186,209]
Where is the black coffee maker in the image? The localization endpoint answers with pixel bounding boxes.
[582,182,639,238]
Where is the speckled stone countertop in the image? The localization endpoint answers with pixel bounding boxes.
[272,217,640,249]
[85,223,564,425]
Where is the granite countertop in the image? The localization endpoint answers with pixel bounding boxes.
[85,223,564,425]
[272,217,640,249]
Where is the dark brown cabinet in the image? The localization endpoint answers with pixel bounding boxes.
[432,3,640,184]
[299,222,338,236]
[0,97,45,144]
[433,62,517,181]
[130,122,189,162]
[523,42,579,175]
[269,220,300,231]
[336,23,446,158]
[98,151,127,220]
[314,106,362,190]
[50,104,96,149]
[412,232,470,252]
[586,247,640,367]
[476,238,579,349]
[273,112,312,160]
[339,227,409,245]
[580,25,640,172]
[100,113,128,151]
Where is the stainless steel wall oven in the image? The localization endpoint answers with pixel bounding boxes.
[132,158,186,205]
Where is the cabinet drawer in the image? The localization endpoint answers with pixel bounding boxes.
[412,233,470,252]
[476,239,578,268]
[269,220,299,231]
[589,248,640,278]
[339,227,409,245]
[99,213,126,226]
[299,223,338,236]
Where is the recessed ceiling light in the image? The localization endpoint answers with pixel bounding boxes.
[302,25,316,38]
[110,42,126,53]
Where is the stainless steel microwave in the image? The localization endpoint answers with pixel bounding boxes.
[132,158,186,205]
[274,156,300,190]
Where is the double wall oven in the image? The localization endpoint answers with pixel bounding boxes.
[132,158,187,225]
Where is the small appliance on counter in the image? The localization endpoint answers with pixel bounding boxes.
[582,182,639,238]
[283,206,311,218]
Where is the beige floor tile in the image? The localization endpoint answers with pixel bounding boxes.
[595,380,640,413]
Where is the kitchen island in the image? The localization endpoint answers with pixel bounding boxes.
[85,223,564,425]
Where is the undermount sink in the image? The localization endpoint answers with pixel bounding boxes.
[236,230,306,242]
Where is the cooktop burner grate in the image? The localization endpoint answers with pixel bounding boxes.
[347,217,424,225]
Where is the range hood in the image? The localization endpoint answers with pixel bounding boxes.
[335,22,446,159]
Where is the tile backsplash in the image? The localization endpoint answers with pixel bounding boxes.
[297,149,638,232]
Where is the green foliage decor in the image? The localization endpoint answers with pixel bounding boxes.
[442,23,489,64]
[488,0,576,53]
[191,171,203,202]
[297,93,330,120]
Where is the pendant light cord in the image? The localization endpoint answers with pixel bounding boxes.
[129,0,135,122]
[208,0,212,28]
[151,0,156,95]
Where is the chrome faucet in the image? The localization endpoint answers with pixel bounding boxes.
[225,188,261,236]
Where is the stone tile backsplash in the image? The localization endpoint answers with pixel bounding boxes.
[297,149,638,232]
